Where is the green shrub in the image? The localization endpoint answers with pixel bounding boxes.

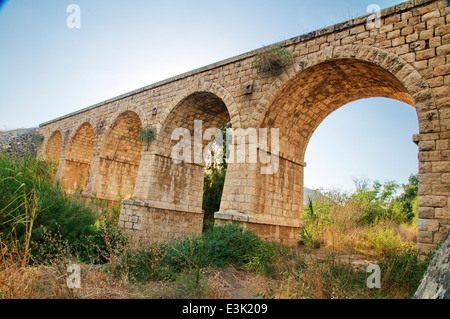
[0,153,124,265]
[252,44,293,76]
[76,220,128,264]
[138,124,157,150]
[378,247,433,297]
[116,225,281,283]
[115,242,167,282]
[351,177,418,225]
[162,225,263,273]
[299,198,332,248]
[202,123,230,232]
[174,268,212,299]
[362,227,409,258]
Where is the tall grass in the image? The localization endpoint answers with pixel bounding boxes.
[299,178,419,257]
[0,153,432,299]
[0,153,126,265]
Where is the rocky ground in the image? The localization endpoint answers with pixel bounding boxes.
[0,127,39,159]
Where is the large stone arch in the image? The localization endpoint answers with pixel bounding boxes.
[60,122,95,193]
[234,45,444,248]
[92,110,144,202]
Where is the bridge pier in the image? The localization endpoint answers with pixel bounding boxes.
[119,199,204,244]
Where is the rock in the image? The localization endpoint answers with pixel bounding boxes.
[214,210,250,222]
[414,230,450,299]
[0,127,39,159]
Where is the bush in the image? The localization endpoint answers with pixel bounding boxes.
[351,177,418,225]
[162,225,264,272]
[76,220,128,264]
[378,247,433,297]
[0,153,124,265]
[116,225,281,283]
[299,197,333,248]
[361,227,410,258]
[116,243,166,282]
[252,44,293,76]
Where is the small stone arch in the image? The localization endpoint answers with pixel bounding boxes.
[103,102,149,138]
[43,129,63,165]
[158,80,241,131]
[93,110,144,202]
[60,121,96,193]
[65,116,97,146]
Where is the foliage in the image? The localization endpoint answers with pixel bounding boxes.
[202,165,226,231]
[117,225,280,283]
[360,227,411,258]
[162,225,265,272]
[299,176,419,255]
[284,245,432,299]
[299,198,333,248]
[138,124,157,150]
[252,43,293,76]
[391,174,419,222]
[202,123,231,231]
[174,268,212,299]
[351,175,418,225]
[378,247,433,297]
[115,243,165,282]
[34,133,44,146]
[0,153,125,265]
[352,179,399,225]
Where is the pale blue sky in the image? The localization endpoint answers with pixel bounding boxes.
[0,0,419,191]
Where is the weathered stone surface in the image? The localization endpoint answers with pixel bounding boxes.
[214,210,250,223]
[36,0,449,249]
[0,128,39,159]
[414,230,450,299]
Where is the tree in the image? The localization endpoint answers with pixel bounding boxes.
[201,123,231,231]
[392,174,418,222]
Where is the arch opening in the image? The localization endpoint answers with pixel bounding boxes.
[152,91,232,231]
[94,111,143,202]
[304,97,419,193]
[61,123,95,193]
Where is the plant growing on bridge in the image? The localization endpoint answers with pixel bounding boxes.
[138,124,157,150]
[34,133,44,146]
[252,43,293,76]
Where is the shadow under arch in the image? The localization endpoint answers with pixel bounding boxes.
[150,90,231,211]
[93,110,143,202]
[43,130,63,168]
[60,122,95,193]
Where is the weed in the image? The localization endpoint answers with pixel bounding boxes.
[252,44,293,76]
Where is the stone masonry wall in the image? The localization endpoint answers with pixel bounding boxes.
[38,0,449,251]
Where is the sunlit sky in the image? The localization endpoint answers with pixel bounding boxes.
[0,0,419,191]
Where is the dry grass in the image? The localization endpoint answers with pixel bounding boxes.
[301,188,418,259]
[0,188,421,300]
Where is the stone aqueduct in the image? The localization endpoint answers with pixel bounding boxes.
[38,0,449,252]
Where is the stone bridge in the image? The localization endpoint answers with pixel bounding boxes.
[38,0,449,252]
